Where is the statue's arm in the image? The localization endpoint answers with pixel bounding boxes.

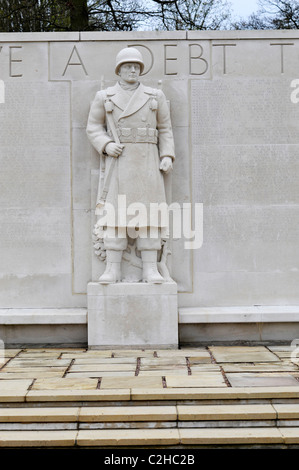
[156,90,175,162]
[86,91,113,156]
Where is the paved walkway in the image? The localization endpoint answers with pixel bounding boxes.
[0,345,299,393]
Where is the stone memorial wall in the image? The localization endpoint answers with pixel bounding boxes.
[0,31,299,345]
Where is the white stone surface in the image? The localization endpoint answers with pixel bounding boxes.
[88,282,178,348]
[80,31,187,41]
[179,307,299,323]
[187,30,299,39]
[2,305,298,326]
[0,309,87,324]
[0,32,80,42]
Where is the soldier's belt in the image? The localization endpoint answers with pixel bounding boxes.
[108,127,158,144]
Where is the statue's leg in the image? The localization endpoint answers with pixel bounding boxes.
[99,228,127,284]
[137,228,164,284]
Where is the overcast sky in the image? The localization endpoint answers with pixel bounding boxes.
[229,0,260,18]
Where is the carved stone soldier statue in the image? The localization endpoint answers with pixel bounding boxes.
[86,47,175,284]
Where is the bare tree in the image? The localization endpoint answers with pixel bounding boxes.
[0,0,148,31]
[232,0,299,29]
[261,0,299,28]
[88,0,149,31]
[148,0,231,30]
[231,12,270,30]
[0,0,232,32]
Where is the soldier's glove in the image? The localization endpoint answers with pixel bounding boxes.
[105,142,124,158]
[160,156,173,174]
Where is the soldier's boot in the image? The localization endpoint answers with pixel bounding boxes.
[141,250,164,284]
[99,250,122,284]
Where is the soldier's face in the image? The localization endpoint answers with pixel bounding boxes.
[118,63,141,83]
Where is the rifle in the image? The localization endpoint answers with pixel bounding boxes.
[96,76,122,211]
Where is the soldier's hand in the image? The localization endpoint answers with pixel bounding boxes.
[160,156,173,174]
[105,142,124,158]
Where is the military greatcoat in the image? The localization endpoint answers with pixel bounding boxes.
[86,82,175,228]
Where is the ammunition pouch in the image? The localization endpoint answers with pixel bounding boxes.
[108,127,158,144]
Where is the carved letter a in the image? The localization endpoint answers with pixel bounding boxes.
[62,45,88,76]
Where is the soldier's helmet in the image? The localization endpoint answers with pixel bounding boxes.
[115,47,144,75]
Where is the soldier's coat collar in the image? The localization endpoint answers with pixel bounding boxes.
[106,82,154,119]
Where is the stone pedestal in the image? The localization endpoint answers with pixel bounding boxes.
[87,281,178,349]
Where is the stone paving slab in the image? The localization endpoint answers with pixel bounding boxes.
[26,389,131,402]
[185,356,213,364]
[18,351,63,358]
[177,404,276,421]
[66,372,135,378]
[209,346,279,363]
[188,363,221,369]
[0,372,65,379]
[222,363,299,372]
[166,374,226,388]
[100,377,163,389]
[76,428,180,446]
[187,358,215,365]
[140,358,187,366]
[139,365,188,371]
[138,370,188,376]
[0,407,80,422]
[279,428,299,443]
[78,406,177,422]
[2,367,67,373]
[69,364,136,372]
[0,380,33,402]
[226,373,299,388]
[0,392,27,403]
[0,430,78,447]
[273,404,299,419]
[61,352,114,359]
[4,360,72,368]
[73,357,138,364]
[131,387,299,401]
[190,365,222,373]
[0,380,33,390]
[179,427,284,444]
[32,378,98,390]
